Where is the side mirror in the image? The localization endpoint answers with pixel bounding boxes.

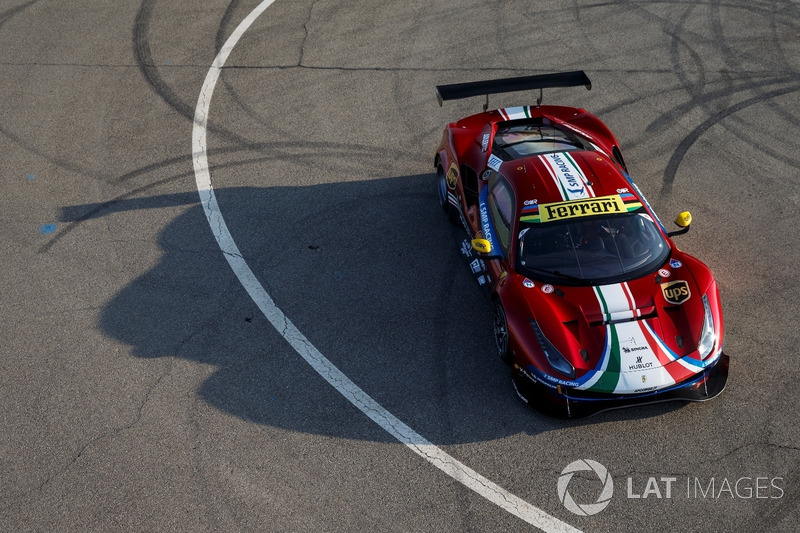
[471,238,492,254]
[667,211,692,237]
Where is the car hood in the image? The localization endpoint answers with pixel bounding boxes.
[512,256,721,394]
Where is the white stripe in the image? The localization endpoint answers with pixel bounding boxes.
[597,283,633,318]
[191,2,580,532]
[539,153,591,200]
[501,106,529,120]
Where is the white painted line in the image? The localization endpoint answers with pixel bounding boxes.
[190,2,581,531]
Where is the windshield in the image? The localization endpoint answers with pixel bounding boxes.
[493,120,591,159]
[517,212,669,285]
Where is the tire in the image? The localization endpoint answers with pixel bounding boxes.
[494,302,512,365]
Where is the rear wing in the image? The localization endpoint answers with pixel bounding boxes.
[435,70,592,109]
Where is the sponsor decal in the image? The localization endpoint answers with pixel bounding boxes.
[446,162,459,189]
[661,280,691,305]
[622,346,649,354]
[659,268,671,278]
[540,152,591,199]
[523,199,538,206]
[469,258,483,274]
[477,186,503,257]
[670,259,683,269]
[487,154,503,171]
[616,188,630,193]
[523,278,535,288]
[481,133,490,152]
[541,284,554,294]
[537,194,626,223]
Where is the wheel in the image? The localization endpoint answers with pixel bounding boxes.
[436,165,448,211]
[493,302,512,365]
[436,165,460,225]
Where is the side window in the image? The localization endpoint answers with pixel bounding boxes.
[487,177,514,253]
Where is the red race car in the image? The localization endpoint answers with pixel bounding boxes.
[434,71,728,417]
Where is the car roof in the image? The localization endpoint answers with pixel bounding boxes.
[495,149,631,208]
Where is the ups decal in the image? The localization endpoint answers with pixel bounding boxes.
[446,162,459,189]
[661,280,691,305]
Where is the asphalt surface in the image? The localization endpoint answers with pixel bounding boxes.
[1,1,799,531]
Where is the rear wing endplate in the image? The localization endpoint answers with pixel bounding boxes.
[435,70,591,109]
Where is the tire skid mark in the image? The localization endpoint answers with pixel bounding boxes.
[661,83,800,195]
[133,0,261,148]
[662,0,800,189]
[570,0,800,191]
[0,0,38,30]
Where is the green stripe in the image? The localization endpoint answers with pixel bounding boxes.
[588,325,622,393]
[594,286,611,322]
[588,287,622,393]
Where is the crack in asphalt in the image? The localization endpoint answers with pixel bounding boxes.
[0,360,174,512]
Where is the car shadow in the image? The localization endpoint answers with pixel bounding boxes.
[62,174,685,445]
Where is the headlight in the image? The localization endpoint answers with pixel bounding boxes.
[698,294,716,359]
[531,321,575,378]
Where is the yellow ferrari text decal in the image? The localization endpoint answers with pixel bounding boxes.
[539,194,626,223]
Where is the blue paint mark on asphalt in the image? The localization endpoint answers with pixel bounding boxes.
[41,224,57,234]
[26,173,35,181]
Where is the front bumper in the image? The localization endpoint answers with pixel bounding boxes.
[512,352,729,418]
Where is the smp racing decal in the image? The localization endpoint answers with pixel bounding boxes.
[539,152,594,200]
[661,280,691,305]
[478,186,503,257]
[446,162,459,189]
